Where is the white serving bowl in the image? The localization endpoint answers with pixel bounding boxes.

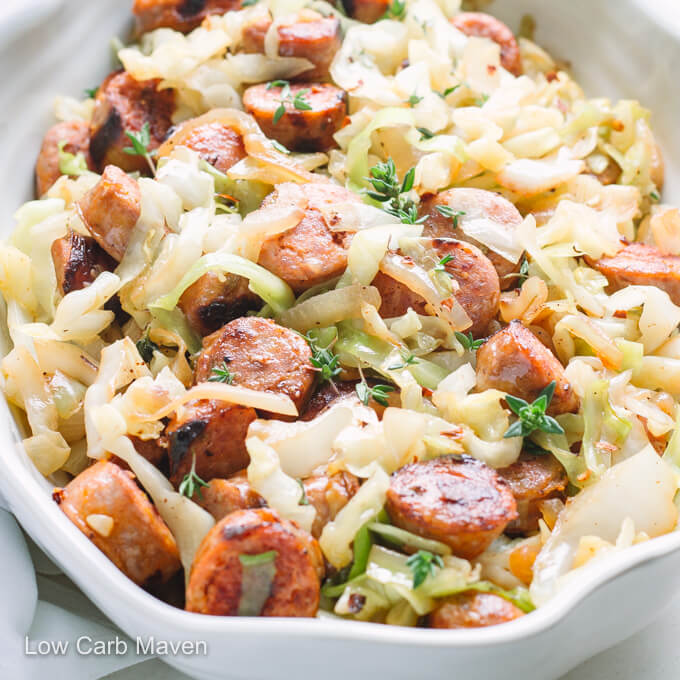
[1,1,679,678]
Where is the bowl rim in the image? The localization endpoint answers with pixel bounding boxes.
[2,407,680,648]
[2,0,680,654]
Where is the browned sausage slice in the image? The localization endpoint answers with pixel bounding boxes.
[303,471,360,538]
[178,271,260,337]
[341,0,389,24]
[156,114,246,174]
[89,71,175,174]
[452,12,522,76]
[420,188,524,289]
[165,399,257,487]
[372,239,501,336]
[195,316,315,415]
[51,231,116,296]
[300,380,359,421]
[587,242,680,305]
[428,591,524,629]
[35,120,94,197]
[186,507,323,616]
[241,11,342,81]
[194,472,266,521]
[54,461,181,586]
[257,182,358,293]
[497,452,566,535]
[256,181,355,292]
[476,320,579,415]
[242,82,347,152]
[133,0,241,36]
[385,455,518,560]
[78,165,141,262]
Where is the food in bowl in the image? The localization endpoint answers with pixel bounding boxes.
[1,0,679,629]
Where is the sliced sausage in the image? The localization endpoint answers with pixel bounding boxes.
[78,165,141,261]
[372,239,501,337]
[133,0,241,36]
[130,435,168,471]
[242,82,347,152]
[341,0,389,24]
[156,112,246,174]
[497,452,567,534]
[165,399,256,488]
[420,188,524,289]
[476,320,579,415]
[186,507,323,616]
[303,471,360,538]
[452,12,522,76]
[195,316,315,415]
[178,271,260,337]
[51,231,116,296]
[428,591,524,629]
[89,70,175,174]
[257,182,358,293]
[194,472,266,521]
[54,461,181,586]
[241,10,342,81]
[300,380,359,421]
[385,455,518,560]
[35,120,94,197]
[587,242,680,305]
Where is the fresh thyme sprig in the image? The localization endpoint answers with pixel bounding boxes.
[381,0,407,20]
[406,550,444,589]
[305,332,342,385]
[455,331,485,352]
[208,360,235,384]
[178,453,210,500]
[503,381,566,439]
[366,158,426,225]
[123,121,156,175]
[267,80,312,125]
[355,379,395,407]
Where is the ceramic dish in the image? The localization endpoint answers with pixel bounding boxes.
[1,1,680,678]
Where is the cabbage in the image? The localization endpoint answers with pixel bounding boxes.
[320,464,390,568]
[150,251,295,316]
[246,437,317,533]
[530,446,678,605]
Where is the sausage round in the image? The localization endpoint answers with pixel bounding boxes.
[385,455,518,560]
[165,399,257,488]
[133,0,241,36]
[195,316,315,416]
[241,11,342,81]
[303,471,360,538]
[78,165,141,261]
[587,242,680,306]
[54,461,181,586]
[242,82,347,152]
[156,112,246,174]
[51,231,116,296]
[186,507,323,616]
[195,472,266,521]
[476,320,579,415]
[89,71,175,174]
[452,12,522,76]
[341,0,389,24]
[35,120,94,197]
[300,380,359,421]
[497,452,567,535]
[372,239,501,337]
[257,182,358,293]
[428,591,524,629]
[178,271,260,337]
[420,188,524,290]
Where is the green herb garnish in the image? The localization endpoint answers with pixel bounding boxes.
[503,381,566,439]
[356,380,395,407]
[381,0,407,20]
[305,332,342,385]
[454,331,485,352]
[135,335,159,364]
[406,93,423,107]
[388,350,419,370]
[208,360,235,384]
[416,127,434,140]
[123,122,155,174]
[406,550,444,589]
[435,204,466,228]
[178,453,210,500]
[366,158,426,225]
[433,253,454,273]
[268,81,312,125]
[297,478,309,506]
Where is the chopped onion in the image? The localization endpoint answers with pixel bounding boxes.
[497,151,585,196]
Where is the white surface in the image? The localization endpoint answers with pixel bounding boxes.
[1,0,680,679]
